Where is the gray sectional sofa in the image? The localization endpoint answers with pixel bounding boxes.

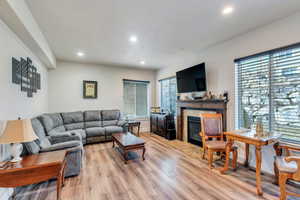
[22,109,127,178]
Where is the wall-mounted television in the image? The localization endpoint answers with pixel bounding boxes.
[176,63,207,93]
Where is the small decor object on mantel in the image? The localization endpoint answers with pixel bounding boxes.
[12,57,41,97]
[83,80,98,99]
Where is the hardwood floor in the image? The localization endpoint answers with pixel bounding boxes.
[14,133,300,200]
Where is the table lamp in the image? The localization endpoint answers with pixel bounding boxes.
[0,119,38,162]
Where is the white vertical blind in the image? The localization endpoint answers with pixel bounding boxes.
[123,80,149,118]
[235,43,300,143]
[160,77,177,114]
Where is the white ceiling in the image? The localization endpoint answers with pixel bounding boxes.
[26,0,300,69]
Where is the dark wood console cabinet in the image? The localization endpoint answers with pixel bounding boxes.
[150,113,176,140]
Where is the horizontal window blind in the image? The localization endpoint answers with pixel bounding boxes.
[123,80,149,118]
[235,43,300,143]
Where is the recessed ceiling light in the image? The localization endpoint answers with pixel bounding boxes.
[77,51,85,57]
[222,6,234,15]
[140,60,145,65]
[129,35,138,43]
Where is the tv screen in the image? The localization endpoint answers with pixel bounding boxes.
[176,63,207,93]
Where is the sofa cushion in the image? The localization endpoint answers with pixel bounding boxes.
[31,118,51,149]
[84,110,102,128]
[101,110,120,121]
[62,111,84,130]
[65,123,84,131]
[103,120,118,127]
[23,142,40,154]
[66,129,86,140]
[86,127,106,137]
[38,113,65,134]
[40,141,82,152]
[48,126,67,135]
[84,110,101,121]
[105,126,123,135]
[31,118,46,138]
[62,111,84,124]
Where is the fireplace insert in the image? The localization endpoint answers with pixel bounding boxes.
[187,116,202,147]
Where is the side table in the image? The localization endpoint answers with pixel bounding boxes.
[128,121,141,136]
[0,150,67,200]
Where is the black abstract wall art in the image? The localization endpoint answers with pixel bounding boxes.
[12,57,41,97]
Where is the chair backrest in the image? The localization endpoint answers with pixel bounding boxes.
[200,113,223,138]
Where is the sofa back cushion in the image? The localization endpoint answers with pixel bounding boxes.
[31,118,51,148]
[62,111,84,131]
[38,113,65,135]
[84,110,102,128]
[101,110,120,126]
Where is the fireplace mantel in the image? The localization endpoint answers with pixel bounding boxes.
[176,99,228,141]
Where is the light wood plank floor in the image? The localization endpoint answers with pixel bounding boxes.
[14,133,300,200]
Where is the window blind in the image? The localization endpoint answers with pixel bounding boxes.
[123,80,149,118]
[159,77,177,114]
[235,43,300,143]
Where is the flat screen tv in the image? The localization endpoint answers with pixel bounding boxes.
[176,63,207,93]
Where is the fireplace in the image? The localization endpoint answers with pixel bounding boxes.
[187,116,202,147]
[176,99,227,141]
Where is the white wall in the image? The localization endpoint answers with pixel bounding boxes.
[156,12,300,173]
[0,18,48,199]
[0,0,56,68]
[48,60,157,114]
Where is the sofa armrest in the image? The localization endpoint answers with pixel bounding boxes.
[48,132,82,144]
[40,141,82,152]
[117,120,128,127]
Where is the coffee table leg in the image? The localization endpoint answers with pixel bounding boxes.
[124,150,128,164]
[112,139,115,148]
[142,147,146,160]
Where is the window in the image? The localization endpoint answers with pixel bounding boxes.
[123,79,149,118]
[235,43,300,143]
[160,77,177,114]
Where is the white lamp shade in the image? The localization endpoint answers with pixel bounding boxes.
[0,119,38,144]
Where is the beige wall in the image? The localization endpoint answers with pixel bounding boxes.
[156,12,300,174]
[48,61,157,114]
[0,18,49,199]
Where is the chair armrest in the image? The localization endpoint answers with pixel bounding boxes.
[285,156,300,163]
[40,141,82,152]
[274,142,300,156]
[285,156,300,177]
[279,143,300,152]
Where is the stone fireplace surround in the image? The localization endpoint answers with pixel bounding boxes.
[176,99,228,141]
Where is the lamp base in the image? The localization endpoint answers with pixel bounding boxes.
[10,143,23,163]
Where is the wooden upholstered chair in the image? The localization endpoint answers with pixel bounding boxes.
[274,142,300,200]
[200,113,238,169]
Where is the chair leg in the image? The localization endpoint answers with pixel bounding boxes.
[279,173,288,200]
[274,162,279,185]
[202,147,206,160]
[208,149,213,169]
[232,149,238,171]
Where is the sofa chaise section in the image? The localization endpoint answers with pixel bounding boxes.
[23,118,83,177]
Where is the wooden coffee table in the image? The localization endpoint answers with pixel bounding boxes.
[112,132,146,164]
[0,150,67,200]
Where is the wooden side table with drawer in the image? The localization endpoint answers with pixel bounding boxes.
[0,150,67,200]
